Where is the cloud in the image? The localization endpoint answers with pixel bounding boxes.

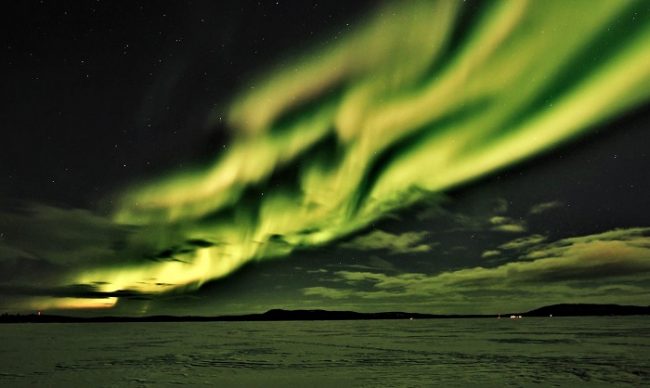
[416,197,512,233]
[303,227,650,311]
[0,203,195,311]
[481,250,501,259]
[0,203,134,267]
[303,287,352,300]
[329,256,399,273]
[499,234,547,251]
[0,282,164,311]
[0,283,155,300]
[529,201,563,215]
[492,198,509,214]
[524,227,650,260]
[492,224,526,233]
[339,230,433,255]
[489,216,527,233]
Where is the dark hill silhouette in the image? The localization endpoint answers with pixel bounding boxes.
[524,303,650,317]
[258,309,445,320]
[1,303,648,323]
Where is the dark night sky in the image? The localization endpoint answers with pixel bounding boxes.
[1,1,374,208]
[1,0,649,315]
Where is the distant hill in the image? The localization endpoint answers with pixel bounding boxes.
[1,304,649,323]
[0,309,482,323]
[524,303,650,317]
[243,309,469,321]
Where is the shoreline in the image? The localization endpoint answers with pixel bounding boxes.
[2,303,649,324]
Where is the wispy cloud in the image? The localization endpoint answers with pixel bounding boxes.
[417,197,512,233]
[304,227,650,311]
[529,201,563,215]
[0,203,192,311]
[499,234,547,251]
[524,228,650,260]
[303,287,356,300]
[492,198,510,214]
[339,230,433,255]
[481,250,501,259]
[0,203,131,266]
[489,216,526,233]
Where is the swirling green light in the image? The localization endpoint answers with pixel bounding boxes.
[73,0,650,300]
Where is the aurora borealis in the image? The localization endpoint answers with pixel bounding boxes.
[2,0,650,315]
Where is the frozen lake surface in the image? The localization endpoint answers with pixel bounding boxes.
[1,317,649,386]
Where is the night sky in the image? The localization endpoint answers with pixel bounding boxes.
[2,0,650,316]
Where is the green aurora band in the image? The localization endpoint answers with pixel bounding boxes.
[68,0,649,307]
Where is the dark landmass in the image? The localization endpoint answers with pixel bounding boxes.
[0,309,479,324]
[1,304,648,323]
[524,303,650,317]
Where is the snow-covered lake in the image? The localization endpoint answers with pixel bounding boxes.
[1,317,649,386]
